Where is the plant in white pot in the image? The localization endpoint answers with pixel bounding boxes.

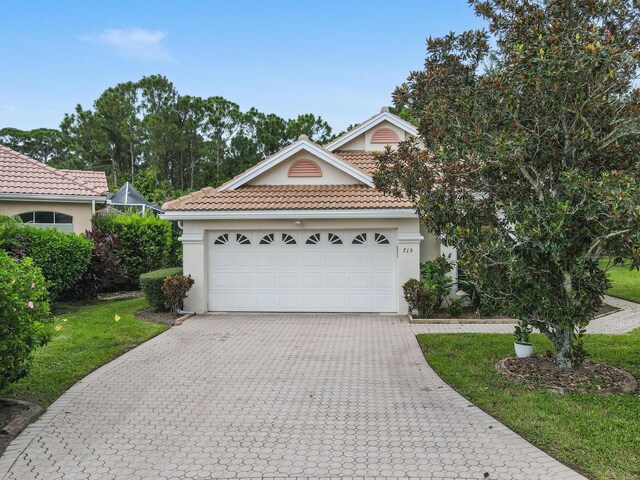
[514,321,534,358]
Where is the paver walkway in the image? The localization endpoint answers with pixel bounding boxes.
[0,312,595,480]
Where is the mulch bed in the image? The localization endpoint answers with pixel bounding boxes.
[135,307,179,326]
[497,356,638,395]
[0,400,30,456]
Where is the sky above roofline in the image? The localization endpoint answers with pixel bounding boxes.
[0,0,486,133]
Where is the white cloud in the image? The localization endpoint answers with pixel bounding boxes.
[82,28,173,62]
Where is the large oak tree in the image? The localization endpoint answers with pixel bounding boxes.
[375,0,640,367]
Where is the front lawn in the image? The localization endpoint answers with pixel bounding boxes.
[0,297,167,408]
[418,331,640,480]
[600,259,640,303]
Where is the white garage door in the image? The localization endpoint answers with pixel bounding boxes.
[208,230,396,312]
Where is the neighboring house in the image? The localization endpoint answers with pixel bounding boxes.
[162,108,455,314]
[101,182,163,215]
[0,145,108,233]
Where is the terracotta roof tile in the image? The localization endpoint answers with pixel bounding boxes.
[0,145,106,197]
[60,169,108,194]
[333,150,380,176]
[163,184,411,211]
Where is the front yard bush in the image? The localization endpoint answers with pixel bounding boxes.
[0,251,51,390]
[140,267,182,309]
[403,256,452,317]
[94,212,173,285]
[162,274,194,314]
[19,226,93,300]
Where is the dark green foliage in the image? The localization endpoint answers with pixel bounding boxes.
[376,0,640,366]
[166,226,183,268]
[403,256,453,317]
[94,213,173,285]
[0,251,51,390]
[0,215,26,256]
[161,274,194,315]
[446,297,464,318]
[19,227,93,300]
[514,321,532,344]
[140,267,182,309]
[75,226,127,299]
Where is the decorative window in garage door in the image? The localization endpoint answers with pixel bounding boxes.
[259,233,274,245]
[214,233,229,245]
[374,233,390,244]
[282,233,297,245]
[305,233,321,245]
[328,233,343,245]
[236,233,251,245]
[352,233,367,245]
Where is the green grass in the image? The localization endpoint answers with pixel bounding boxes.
[0,298,167,408]
[600,259,640,303]
[418,331,640,480]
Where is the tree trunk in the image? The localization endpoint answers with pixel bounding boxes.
[552,327,574,368]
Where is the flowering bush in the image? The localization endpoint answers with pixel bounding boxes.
[0,250,51,389]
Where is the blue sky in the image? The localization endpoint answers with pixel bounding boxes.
[0,0,486,132]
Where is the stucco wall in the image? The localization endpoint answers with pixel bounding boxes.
[180,217,440,314]
[0,200,95,234]
[248,151,361,186]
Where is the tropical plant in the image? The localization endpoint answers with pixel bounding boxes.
[375,0,640,367]
[514,321,533,345]
[162,274,194,315]
[75,226,127,299]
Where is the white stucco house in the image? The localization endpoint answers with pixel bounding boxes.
[161,108,455,314]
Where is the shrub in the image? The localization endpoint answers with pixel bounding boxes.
[94,212,173,285]
[75,226,128,299]
[0,215,26,256]
[162,274,194,315]
[403,256,453,318]
[446,297,464,318]
[19,226,93,300]
[140,267,182,309]
[0,250,51,390]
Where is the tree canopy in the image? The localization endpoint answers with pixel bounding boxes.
[375,0,640,367]
[0,75,334,202]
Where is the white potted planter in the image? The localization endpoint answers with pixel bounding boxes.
[514,341,534,358]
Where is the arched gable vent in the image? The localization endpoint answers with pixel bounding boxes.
[371,127,400,144]
[288,159,322,177]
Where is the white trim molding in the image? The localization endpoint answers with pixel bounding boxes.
[325,111,419,151]
[218,139,373,191]
[0,193,107,203]
[179,234,204,244]
[161,208,418,221]
[397,233,424,244]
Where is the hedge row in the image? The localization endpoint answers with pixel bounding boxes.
[140,267,183,309]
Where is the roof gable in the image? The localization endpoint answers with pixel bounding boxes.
[219,135,373,191]
[325,108,418,152]
[0,145,106,197]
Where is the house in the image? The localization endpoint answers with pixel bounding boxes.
[102,182,163,215]
[161,108,455,314]
[0,145,108,233]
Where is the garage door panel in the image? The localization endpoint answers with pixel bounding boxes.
[208,230,396,312]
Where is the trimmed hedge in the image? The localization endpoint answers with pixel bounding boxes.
[94,213,173,285]
[0,250,51,389]
[20,226,93,300]
[140,267,182,309]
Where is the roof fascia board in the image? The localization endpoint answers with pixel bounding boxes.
[160,208,417,221]
[218,140,373,191]
[0,193,107,203]
[325,112,419,151]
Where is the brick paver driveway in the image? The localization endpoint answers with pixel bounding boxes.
[1,314,584,480]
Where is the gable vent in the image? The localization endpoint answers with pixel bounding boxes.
[371,127,400,144]
[288,159,322,177]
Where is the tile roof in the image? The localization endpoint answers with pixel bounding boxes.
[333,150,380,176]
[163,184,412,211]
[60,169,108,194]
[0,145,106,197]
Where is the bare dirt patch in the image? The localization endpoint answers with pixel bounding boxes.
[497,356,638,394]
[136,307,177,326]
